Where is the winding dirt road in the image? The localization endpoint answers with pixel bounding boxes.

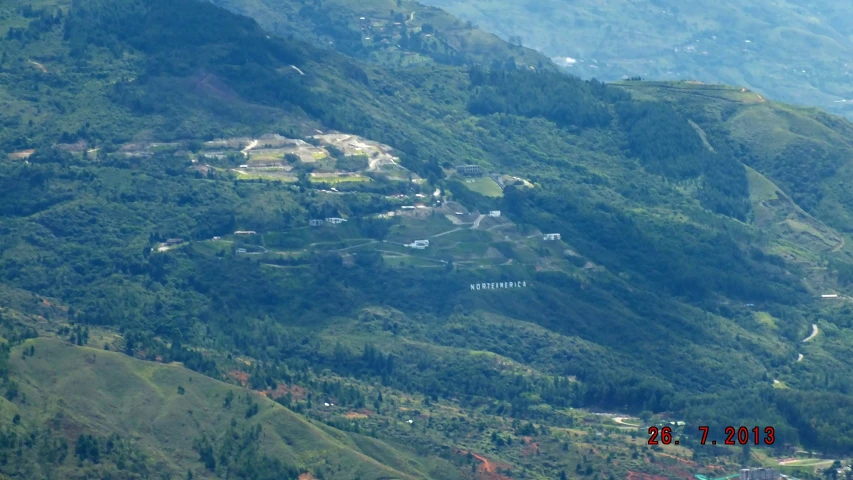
[803,324,819,343]
[472,214,486,229]
[241,139,258,157]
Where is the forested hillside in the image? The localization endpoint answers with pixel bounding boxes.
[3,0,853,478]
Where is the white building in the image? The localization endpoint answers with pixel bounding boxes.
[234,230,257,235]
[543,233,561,241]
[822,294,839,298]
[325,217,347,224]
[489,210,501,217]
[402,206,415,210]
[406,239,429,249]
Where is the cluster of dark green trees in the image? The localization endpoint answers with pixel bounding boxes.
[193,424,303,479]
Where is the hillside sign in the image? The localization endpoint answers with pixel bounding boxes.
[470,281,528,291]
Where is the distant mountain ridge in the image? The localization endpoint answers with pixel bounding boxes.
[416,0,853,119]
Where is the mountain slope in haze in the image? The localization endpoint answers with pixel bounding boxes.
[4,0,853,478]
[208,0,556,71]
[416,0,853,120]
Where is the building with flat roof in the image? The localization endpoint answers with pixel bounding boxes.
[456,164,482,176]
[543,233,561,241]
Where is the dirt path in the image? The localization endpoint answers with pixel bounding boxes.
[337,240,377,252]
[241,139,258,157]
[830,236,845,253]
[291,65,305,76]
[431,227,462,238]
[471,214,485,229]
[28,60,47,73]
[613,417,640,427]
[376,249,447,264]
[803,324,819,342]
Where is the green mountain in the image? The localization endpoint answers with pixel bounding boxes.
[414,0,853,120]
[2,0,853,478]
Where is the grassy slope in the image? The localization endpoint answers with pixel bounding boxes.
[4,337,457,479]
[417,0,853,119]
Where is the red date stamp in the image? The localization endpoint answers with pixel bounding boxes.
[648,426,775,446]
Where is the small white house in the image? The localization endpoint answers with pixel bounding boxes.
[822,294,839,298]
[489,210,501,217]
[406,240,429,250]
[325,217,347,224]
[402,206,415,210]
[543,233,561,241]
[212,236,221,240]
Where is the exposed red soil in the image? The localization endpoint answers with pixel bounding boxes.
[297,473,317,480]
[259,382,307,401]
[228,370,250,385]
[456,450,512,480]
[522,436,539,456]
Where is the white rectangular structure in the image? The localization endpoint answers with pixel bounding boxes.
[325,217,347,224]
[543,233,561,240]
[470,281,527,290]
[489,210,501,217]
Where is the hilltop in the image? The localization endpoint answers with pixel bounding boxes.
[418,0,853,120]
[2,0,853,478]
